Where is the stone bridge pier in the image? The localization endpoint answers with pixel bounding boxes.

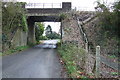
[27,17,36,44]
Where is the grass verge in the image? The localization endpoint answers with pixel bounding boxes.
[57,43,93,79]
[0,52,2,56]
[2,46,30,56]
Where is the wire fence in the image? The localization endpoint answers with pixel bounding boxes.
[76,14,119,78]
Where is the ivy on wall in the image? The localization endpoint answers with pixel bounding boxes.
[2,2,28,51]
[20,15,28,32]
[2,2,28,39]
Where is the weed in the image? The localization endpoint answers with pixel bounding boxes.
[57,43,87,78]
[3,46,30,56]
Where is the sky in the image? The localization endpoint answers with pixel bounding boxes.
[14,0,116,34]
[43,22,61,36]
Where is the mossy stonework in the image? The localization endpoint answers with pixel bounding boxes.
[11,27,28,48]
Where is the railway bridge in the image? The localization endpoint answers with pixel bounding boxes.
[25,2,71,43]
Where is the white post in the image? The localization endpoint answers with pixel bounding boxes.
[85,43,88,53]
[96,46,100,78]
[85,42,88,73]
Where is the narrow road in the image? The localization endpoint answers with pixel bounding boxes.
[2,45,62,78]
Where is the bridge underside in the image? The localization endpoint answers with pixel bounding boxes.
[27,8,63,15]
[26,2,71,44]
[27,16,61,44]
[28,16,61,22]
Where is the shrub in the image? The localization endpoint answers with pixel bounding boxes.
[60,13,67,20]
[57,43,87,78]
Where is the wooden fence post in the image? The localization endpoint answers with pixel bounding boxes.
[96,46,100,78]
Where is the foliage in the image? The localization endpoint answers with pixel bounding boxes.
[2,2,27,32]
[95,0,120,37]
[57,43,88,78]
[28,42,36,47]
[3,46,29,56]
[45,25,61,39]
[51,32,61,39]
[94,0,120,56]
[35,22,44,42]
[46,31,61,39]
[56,40,62,47]
[45,25,52,35]
[39,36,48,40]
[2,2,27,43]
[60,13,67,20]
[20,15,28,32]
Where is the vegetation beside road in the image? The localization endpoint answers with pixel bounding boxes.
[35,22,45,42]
[2,46,30,56]
[57,43,95,78]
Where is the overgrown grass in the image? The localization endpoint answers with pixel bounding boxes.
[2,46,30,56]
[59,13,68,20]
[0,52,2,56]
[57,43,91,78]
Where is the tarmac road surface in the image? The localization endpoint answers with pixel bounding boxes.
[2,40,62,78]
